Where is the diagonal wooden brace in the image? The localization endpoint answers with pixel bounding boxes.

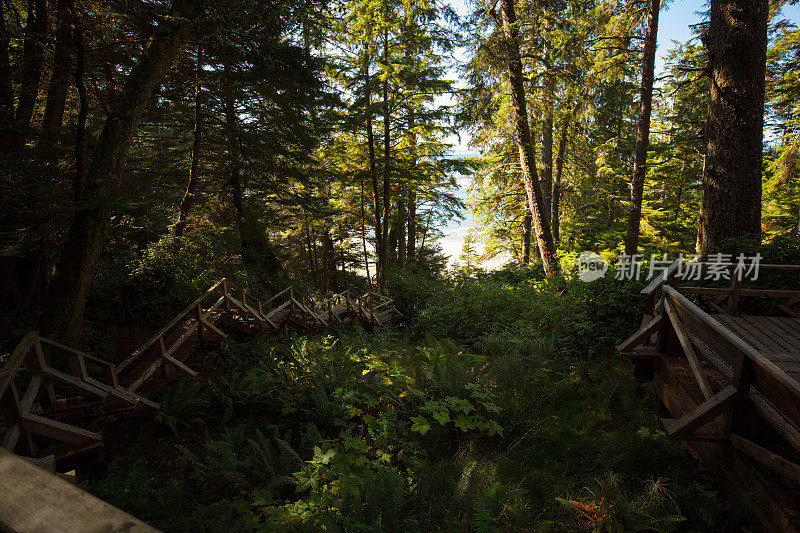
[661,385,738,441]
[617,314,663,355]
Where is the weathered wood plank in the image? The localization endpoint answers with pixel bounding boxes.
[0,332,38,399]
[653,361,800,532]
[616,315,664,354]
[0,447,158,533]
[730,434,800,484]
[716,315,776,354]
[661,385,738,440]
[744,316,799,353]
[20,413,101,444]
[40,367,109,400]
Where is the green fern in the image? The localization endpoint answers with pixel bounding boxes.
[474,482,501,533]
[155,380,209,435]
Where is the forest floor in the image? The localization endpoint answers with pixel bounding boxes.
[79,270,738,532]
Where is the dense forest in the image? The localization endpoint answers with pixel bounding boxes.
[2,0,800,531]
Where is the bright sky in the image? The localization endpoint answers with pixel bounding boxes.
[438,0,800,269]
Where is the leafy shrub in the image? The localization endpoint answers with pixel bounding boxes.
[92,460,160,521]
[155,380,210,435]
[178,425,302,497]
[385,267,446,321]
[87,226,240,324]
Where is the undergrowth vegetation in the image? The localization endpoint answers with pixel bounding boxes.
[90,267,731,532]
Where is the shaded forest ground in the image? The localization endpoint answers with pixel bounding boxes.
[76,256,765,532]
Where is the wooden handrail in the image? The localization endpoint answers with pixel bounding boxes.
[115,279,226,375]
[640,260,680,316]
[221,280,263,312]
[263,286,292,306]
[640,260,681,297]
[38,338,115,368]
[0,331,38,399]
[679,287,800,299]
[664,286,800,427]
[665,286,800,393]
[641,262,800,302]
[0,447,158,532]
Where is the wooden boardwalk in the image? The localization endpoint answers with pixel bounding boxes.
[619,262,800,532]
[0,280,402,464]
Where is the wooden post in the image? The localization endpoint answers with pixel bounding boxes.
[657,273,680,354]
[724,352,754,438]
[0,382,37,455]
[195,304,205,340]
[28,340,57,409]
[221,280,230,311]
[159,336,172,380]
[257,300,263,316]
[728,269,743,315]
[66,353,88,381]
[240,289,247,308]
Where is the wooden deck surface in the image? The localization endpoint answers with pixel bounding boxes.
[715,315,800,379]
[618,261,800,532]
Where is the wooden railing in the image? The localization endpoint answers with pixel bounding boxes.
[0,446,157,532]
[1,331,156,460]
[620,262,800,484]
[676,263,800,316]
[639,261,800,317]
[659,286,800,482]
[2,279,402,467]
[114,279,229,393]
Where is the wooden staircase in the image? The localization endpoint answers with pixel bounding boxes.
[1,279,402,463]
[0,332,158,462]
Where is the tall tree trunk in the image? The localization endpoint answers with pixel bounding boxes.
[360,171,373,290]
[521,212,531,264]
[45,1,205,344]
[697,0,767,254]
[0,1,14,150]
[407,190,416,264]
[15,0,48,145]
[499,0,560,277]
[174,43,203,237]
[380,28,391,289]
[540,55,554,221]
[406,97,416,266]
[364,45,382,290]
[552,115,568,244]
[323,230,339,291]
[72,11,87,197]
[397,196,406,268]
[224,84,250,269]
[673,161,686,222]
[40,0,73,144]
[624,0,660,255]
[306,221,318,288]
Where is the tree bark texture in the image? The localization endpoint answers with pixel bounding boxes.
[45,1,205,344]
[552,115,568,243]
[697,0,767,254]
[175,43,203,237]
[500,0,560,277]
[40,0,73,144]
[624,0,660,255]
